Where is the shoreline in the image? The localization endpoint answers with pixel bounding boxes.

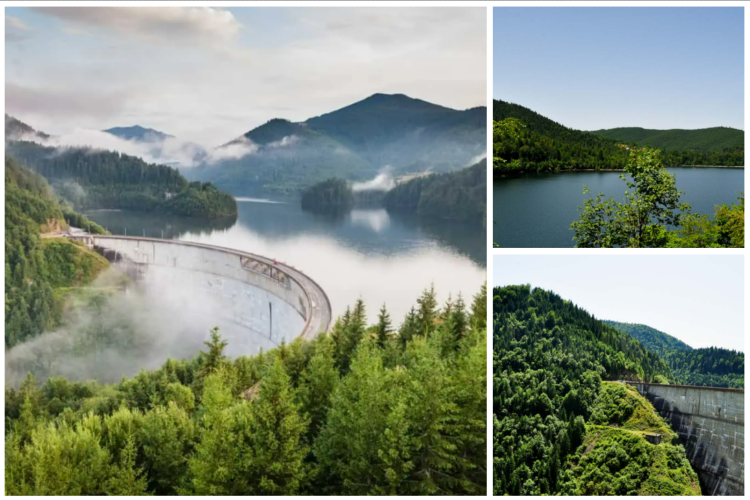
[494,165,744,177]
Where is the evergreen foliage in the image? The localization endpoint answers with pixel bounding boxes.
[6,285,488,495]
[6,141,237,218]
[493,100,744,174]
[5,157,109,348]
[592,127,743,154]
[492,285,688,495]
[603,322,743,388]
[383,160,487,223]
[300,178,354,210]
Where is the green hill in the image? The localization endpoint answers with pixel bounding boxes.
[5,139,237,218]
[603,321,692,357]
[191,94,486,195]
[570,382,700,495]
[383,159,487,223]
[5,157,110,347]
[493,100,744,173]
[492,285,677,495]
[591,127,743,153]
[603,321,744,388]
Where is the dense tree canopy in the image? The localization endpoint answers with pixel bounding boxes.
[493,100,744,175]
[5,157,110,348]
[383,160,486,223]
[6,285,487,495]
[6,141,237,218]
[603,322,744,389]
[493,285,682,495]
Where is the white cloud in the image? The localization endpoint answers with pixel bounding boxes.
[205,137,259,164]
[7,7,486,146]
[6,16,30,30]
[352,169,396,192]
[31,7,242,49]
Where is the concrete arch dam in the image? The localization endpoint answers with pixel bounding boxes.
[628,382,744,496]
[73,235,331,355]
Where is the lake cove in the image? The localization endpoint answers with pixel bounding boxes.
[493,167,744,248]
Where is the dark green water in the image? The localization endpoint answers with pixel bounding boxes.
[493,168,744,248]
[85,198,486,323]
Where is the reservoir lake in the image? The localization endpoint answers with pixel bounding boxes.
[86,197,487,327]
[493,167,744,248]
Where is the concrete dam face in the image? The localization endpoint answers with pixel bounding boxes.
[74,235,332,356]
[629,382,744,496]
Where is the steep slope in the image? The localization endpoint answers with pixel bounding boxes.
[492,285,674,495]
[591,127,743,153]
[192,94,486,194]
[103,125,173,141]
[5,157,109,347]
[604,321,744,388]
[603,321,692,357]
[569,382,700,495]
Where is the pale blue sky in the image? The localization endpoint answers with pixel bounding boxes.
[493,255,744,351]
[493,7,744,131]
[5,7,486,145]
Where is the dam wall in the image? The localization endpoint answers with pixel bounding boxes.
[71,235,331,352]
[629,382,744,496]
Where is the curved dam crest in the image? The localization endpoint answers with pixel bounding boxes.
[628,382,744,496]
[73,235,332,352]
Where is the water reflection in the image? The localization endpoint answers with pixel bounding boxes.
[85,198,486,325]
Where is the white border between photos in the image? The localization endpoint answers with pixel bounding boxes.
[488,2,748,498]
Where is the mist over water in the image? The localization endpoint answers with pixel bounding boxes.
[7,197,484,386]
[86,199,486,325]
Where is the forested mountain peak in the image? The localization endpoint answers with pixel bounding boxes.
[103,125,173,142]
[240,118,307,146]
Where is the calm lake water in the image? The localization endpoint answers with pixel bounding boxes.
[85,199,486,326]
[493,168,745,248]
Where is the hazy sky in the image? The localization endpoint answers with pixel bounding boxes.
[6,7,486,146]
[494,7,744,131]
[493,255,744,351]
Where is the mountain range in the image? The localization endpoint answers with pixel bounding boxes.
[6,94,486,195]
[192,93,486,194]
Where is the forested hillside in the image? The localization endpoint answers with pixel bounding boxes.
[383,159,486,223]
[493,100,744,174]
[189,94,486,194]
[492,285,691,495]
[5,285,487,495]
[604,321,744,388]
[5,157,109,348]
[6,140,237,218]
[300,178,354,210]
[592,127,743,153]
[603,321,692,357]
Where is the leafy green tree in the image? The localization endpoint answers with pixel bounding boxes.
[572,148,691,248]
